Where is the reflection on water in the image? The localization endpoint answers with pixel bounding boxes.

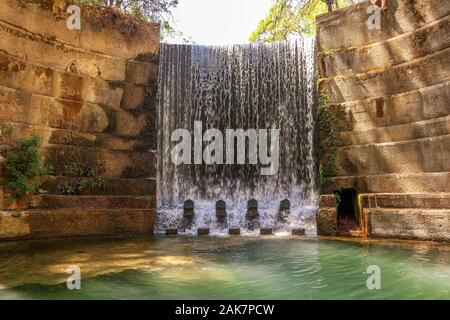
[0,237,449,299]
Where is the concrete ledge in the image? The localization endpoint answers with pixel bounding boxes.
[322,172,450,194]
[0,209,155,241]
[367,208,450,241]
[361,193,450,209]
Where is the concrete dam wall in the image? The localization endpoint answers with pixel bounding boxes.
[316,0,450,241]
[0,0,159,240]
[0,0,448,242]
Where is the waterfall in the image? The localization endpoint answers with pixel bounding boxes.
[157,38,318,235]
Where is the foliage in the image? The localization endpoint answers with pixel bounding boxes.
[0,135,45,197]
[75,0,179,39]
[320,153,337,178]
[60,176,107,195]
[317,90,340,189]
[45,145,108,195]
[249,0,360,42]
[317,90,343,149]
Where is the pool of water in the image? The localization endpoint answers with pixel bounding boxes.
[0,236,449,299]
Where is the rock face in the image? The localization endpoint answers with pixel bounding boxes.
[316,0,450,241]
[0,0,159,241]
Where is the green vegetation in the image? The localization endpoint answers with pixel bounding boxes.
[45,145,108,195]
[60,176,107,195]
[0,135,45,197]
[317,91,345,149]
[317,90,341,189]
[75,0,179,39]
[250,0,357,42]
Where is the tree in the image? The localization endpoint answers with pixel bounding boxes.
[75,0,179,39]
[249,0,361,43]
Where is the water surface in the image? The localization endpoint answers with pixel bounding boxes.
[0,236,449,299]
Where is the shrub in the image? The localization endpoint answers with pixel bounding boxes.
[1,134,45,197]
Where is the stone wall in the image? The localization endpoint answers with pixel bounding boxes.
[316,0,450,241]
[0,0,159,240]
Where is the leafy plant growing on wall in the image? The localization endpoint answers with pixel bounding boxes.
[0,134,45,197]
[317,90,341,189]
[45,142,107,195]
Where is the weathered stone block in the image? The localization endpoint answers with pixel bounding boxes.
[166,228,178,236]
[316,0,450,51]
[292,228,306,236]
[319,194,337,208]
[260,228,273,236]
[229,228,240,235]
[0,209,155,241]
[367,208,450,241]
[126,61,158,85]
[121,84,145,109]
[198,228,210,236]
[316,208,337,236]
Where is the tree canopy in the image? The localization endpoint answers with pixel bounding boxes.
[249,0,360,43]
[75,0,179,38]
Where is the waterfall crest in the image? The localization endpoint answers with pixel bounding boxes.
[157,38,318,235]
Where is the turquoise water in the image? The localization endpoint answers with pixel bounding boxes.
[0,236,449,300]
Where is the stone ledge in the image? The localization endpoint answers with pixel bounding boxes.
[40,176,156,196]
[320,47,450,104]
[43,144,156,179]
[0,0,159,60]
[0,208,155,241]
[321,172,450,194]
[340,115,450,146]
[361,193,450,209]
[327,134,450,176]
[0,120,153,152]
[319,15,450,77]
[0,53,123,109]
[1,194,156,210]
[339,81,450,131]
[367,208,450,241]
[316,0,450,51]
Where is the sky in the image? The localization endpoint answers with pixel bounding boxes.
[167,0,274,45]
